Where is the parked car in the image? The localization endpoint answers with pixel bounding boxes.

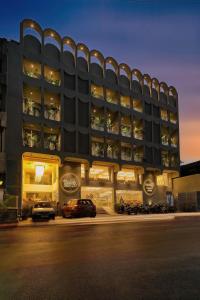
[62,199,96,218]
[32,201,55,221]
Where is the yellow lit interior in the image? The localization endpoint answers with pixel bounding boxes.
[117,168,136,182]
[89,165,111,181]
[81,186,114,209]
[116,190,143,204]
[22,155,59,206]
[156,173,169,186]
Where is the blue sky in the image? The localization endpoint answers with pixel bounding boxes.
[1,0,200,162]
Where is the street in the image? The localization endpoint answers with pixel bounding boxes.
[1,218,200,299]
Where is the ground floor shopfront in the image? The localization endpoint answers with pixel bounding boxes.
[21,152,178,212]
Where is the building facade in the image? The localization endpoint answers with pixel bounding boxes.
[0,19,180,212]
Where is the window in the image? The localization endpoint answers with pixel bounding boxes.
[170,112,177,124]
[91,137,104,157]
[44,65,61,86]
[106,139,119,159]
[44,127,61,151]
[23,85,41,117]
[91,106,104,131]
[133,120,143,140]
[133,99,143,113]
[23,59,41,79]
[106,89,119,105]
[89,165,111,181]
[134,146,144,162]
[23,123,41,148]
[106,111,119,135]
[161,109,168,122]
[121,143,132,161]
[120,95,131,108]
[161,151,169,167]
[44,92,60,121]
[171,132,178,148]
[161,126,169,146]
[117,168,136,183]
[91,84,104,100]
[121,115,131,137]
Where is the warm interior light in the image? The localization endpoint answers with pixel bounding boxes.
[0,180,3,186]
[30,23,34,28]
[35,165,45,183]
[31,64,34,68]
[80,46,83,50]
[51,33,54,37]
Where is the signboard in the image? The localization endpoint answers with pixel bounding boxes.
[143,178,156,196]
[60,173,80,194]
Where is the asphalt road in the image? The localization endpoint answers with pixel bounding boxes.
[1,218,200,300]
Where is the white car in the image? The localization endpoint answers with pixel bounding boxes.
[32,201,55,221]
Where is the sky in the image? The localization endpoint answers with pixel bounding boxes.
[0,0,200,163]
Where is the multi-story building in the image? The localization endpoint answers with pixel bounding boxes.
[0,19,180,212]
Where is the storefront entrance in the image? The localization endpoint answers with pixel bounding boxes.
[81,187,114,213]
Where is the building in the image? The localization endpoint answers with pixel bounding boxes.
[0,19,180,212]
[173,161,200,211]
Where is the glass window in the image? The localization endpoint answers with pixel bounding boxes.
[161,126,169,146]
[106,89,119,105]
[161,109,168,121]
[89,165,111,181]
[133,146,144,162]
[117,168,136,183]
[121,115,131,137]
[120,95,131,108]
[170,112,177,124]
[44,127,61,151]
[91,137,104,157]
[91,84,104,100]
[91,106,104,131]
[121,143,132,161]
[171,132,178,148]
[44,92,60,121]
[23,123,41,148]
[133,99,143,112]
[106,139,119,160]
[161,150,169,167]
[44,65,61,86]
[106,111,119,135]
[23,59,41,79]
[23,85,41,117]
[133,120,143,140]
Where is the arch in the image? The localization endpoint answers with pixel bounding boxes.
[143,74,152,97]
[90,50,104,67]
[119,63,131,80]
[151,77,159,100]
[77,43,89,61]
[44,28,62,50]
[21,19,42,43]
[63,36,76,55]
[159,82,169,96]
[105,57,118,74]
[132,69,143,83]
[169,86,178,98]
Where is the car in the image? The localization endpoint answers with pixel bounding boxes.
[62,199,96,218]
[32,201,56,221]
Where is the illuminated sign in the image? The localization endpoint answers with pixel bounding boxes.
[143,178,155,196]
[60,173,80,194]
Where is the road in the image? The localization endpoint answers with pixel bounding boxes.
[1,218,200,300]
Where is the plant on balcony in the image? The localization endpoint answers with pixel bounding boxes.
[121,125,131,137]
[23,130,40,148]
[46,134,59,151]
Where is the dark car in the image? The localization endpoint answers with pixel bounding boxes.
[32,201,56,221]
[62,199,96,218]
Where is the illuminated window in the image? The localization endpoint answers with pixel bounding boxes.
[23,85,41,117]
[134,146,144,162]
[161,109,168,121]
[162,150,169,167]
[44,65,61,86]
[106,111,119,135]
[133,99,143,112]
[106,139,119,159]
[121,143,132,161]
[121,115,131,137]
[23,59,41,79]
[170,112,177,124]
[161,126,169,146]
[91,106,104,131]
[44,127,61,151]
[91,136,104,157]
[120,95,131,108]
[156,173,169,186]
[117,168,136,183]
[91,84,104,100]
[44,92,60,121]
[89,165,111,181]
[171,132,178,148]
[106,89,119,105]
[23,123,41,148]
[133,119,143,140]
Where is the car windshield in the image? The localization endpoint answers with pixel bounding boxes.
[34,202,51,208]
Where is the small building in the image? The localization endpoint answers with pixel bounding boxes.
[173,161,200,211]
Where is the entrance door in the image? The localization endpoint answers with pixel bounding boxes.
[81,187,114,213]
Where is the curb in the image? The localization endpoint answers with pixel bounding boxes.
[0,222,18,229]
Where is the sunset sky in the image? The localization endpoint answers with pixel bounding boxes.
[1,0,200,163]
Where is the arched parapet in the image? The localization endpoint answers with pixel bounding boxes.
[105,57,118,84]
[131,69,143,95]
[159,82,169,104]
[119,63,131,88]
[143,73,152,97]
[20,19,42,55]
[90,50,104,77]
[168,86,178,107]
[77,43,89,72]
[21,19,42,42]
[63,36,76,69]
[44,28,62,50]
[151,77,159,100]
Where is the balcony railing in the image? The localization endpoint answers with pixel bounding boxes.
[23,98,41,117]
[45,76,61,86]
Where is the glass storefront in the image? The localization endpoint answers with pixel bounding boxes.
[116,190,143,205]
[81,187,114,211]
